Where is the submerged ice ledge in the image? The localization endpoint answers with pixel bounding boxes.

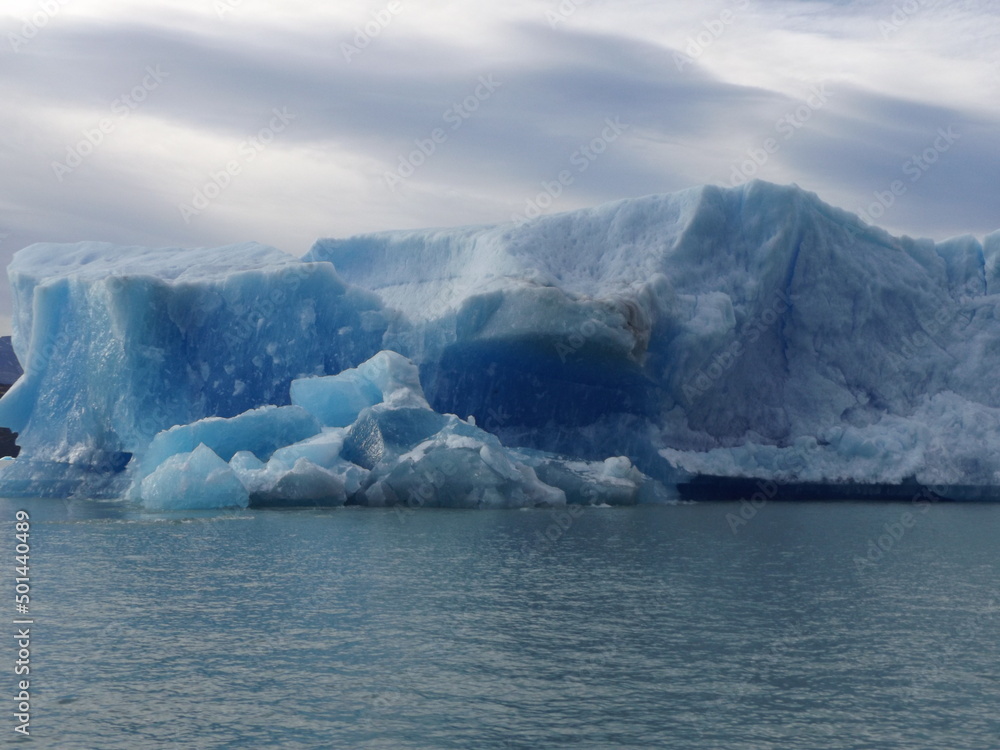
[1,180,1000,507]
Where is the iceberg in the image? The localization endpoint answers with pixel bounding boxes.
[352,408,567,509]
[1,180,999,505]
[306,181,1000,497]
[289,349,430,426]
[128,349,592,509]
[0,241,385,465]
[141,443,249,511]
[130,404,322,497]
[230,453,354,508]
[511,449,669,506]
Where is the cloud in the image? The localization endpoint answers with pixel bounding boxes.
[0,0,996,322]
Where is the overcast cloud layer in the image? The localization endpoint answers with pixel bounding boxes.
[0,0,997,330]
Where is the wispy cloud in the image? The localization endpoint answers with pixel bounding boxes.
[0,0,996,328]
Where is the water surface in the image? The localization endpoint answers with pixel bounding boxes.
[5,498,998,749]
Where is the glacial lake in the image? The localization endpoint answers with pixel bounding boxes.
[5,498,999,749]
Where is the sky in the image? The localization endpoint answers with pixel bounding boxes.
[0,0,998,334]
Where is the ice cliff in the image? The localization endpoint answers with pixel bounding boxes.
[2,180,999,506]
